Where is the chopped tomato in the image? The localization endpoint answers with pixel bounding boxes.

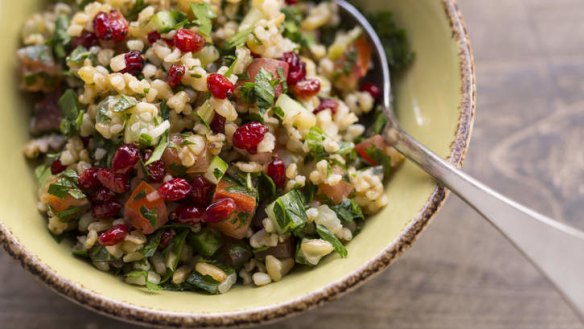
[245,58,289,97]
[355,134,387,166]
[163,133,210,176]
[40,177,88,218]
[209,179,257,239]
[124,181,168,234]
[318,180,354,205]
[334,35,373,92]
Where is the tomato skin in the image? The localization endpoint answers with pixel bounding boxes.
[124,181,168,234]
[355,134,387,166]
[245,58,289,97]
[318,180,354,205]
[209,180,256,239]
[334,35,373,92]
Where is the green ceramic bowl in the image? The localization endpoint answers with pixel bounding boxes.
[0,0,475,327]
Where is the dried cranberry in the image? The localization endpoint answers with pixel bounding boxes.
[314,98,339,114]
[267,159,286,189]
[190,176,214,207]
[111,143,140,174]
[50,159,67,175]
[210,114,226,134]
[93,10,128,42]
[98,224,128,246]
[72,30,98,49]
[121,50,144,75]
[207,73,235,99]
[285,0,298,4]
[170,204,204,224]
[90,187,117,204]
[292,79,321,99]
[158,178,192,202]
[205,198,236,223]
[167,64,186,88]
[282,52,306,85]
[361,83,381,100]
[92,201,122,219]
[78,168,101,191]
[147,31,161,44]
[232,122,268,152]
[96,169,129,194]
[158,230,175,250]
[173,28,205,53]
[145,160,166,183]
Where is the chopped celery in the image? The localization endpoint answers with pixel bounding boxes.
[196,99,214,128]
[205,156,228,184]
[316,224,348,258]
[188,228,223,257]
[150,11,177,33]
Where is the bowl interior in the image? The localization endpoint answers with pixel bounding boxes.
[0,0,467,321]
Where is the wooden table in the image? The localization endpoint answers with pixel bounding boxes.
[3,0,584,328]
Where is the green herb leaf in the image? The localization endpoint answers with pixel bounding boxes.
[113,95,137,112]
[58,89,83,137]
[34,164,52,188]
[225,27,253,49]
[266,189,307,234]
[190,3,214,37]
[254,68,275,110]
[89,245,113,262]
[331,199,364,224]
[127,0,146,21]
[142,230,163,258]
[258,173,276,202]
[316,224,348,258]
[145,132,169,165]
[162,230,188,272]
[140,206,158,227]
[273,106,285,121]
[51,14,71,59]
[186,271,220,294]
[66,46,91,66]
[306,127,327,158]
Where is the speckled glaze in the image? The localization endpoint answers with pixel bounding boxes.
[0,0,475,327]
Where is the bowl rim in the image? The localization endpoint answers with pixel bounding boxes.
[0,0,475,327]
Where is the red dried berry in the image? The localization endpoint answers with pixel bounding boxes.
[146,160,166,183]
[90,187,117,204]
[98,224,128,246]
[292,79,321,99]
[167,64,186,88]
[170,204,205,225]
[147,31,161,44]
[50,159,67,175]
[190,176,214,207]
[173,28,205,53]
[285,0,298,4]
[78,167,101,191]
[205,198,236,223]
[158,178,193,202]
[158,230,175,250]
[207,73,235,99]
[72,30,98,49]
[282,52,306,85]
[360,83,381,100]
[92,201,122,219]
[112,143,140,174]
[314,98,339,114]
[267,159,286,189]
[232,122,268,152]
[93,10,128,42]
[121,50,144,75]
[210,114,226,134]
[96,169,129,194]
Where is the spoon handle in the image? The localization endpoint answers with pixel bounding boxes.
[385,125,584,317]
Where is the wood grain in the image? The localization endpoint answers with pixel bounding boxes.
[2,0,584,328]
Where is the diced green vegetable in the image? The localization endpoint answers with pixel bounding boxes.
[188,228,223,257]
[144,132,168,165]
[126,270,162,292]
[186,270,221,294]
[162,229,188,272]
[205,156,228,184]
[141,230,164,258]
[34,163,52,188]
[258,172,276,201]
[150,11,177,32]
[196,100,214,129]
[265,189,307,234]
[50,14,71,59]
[306,126,326,158]
[47,169,85,200]
[89,245,113,262]
[66,46,91,66]
[113,95,137,113]
[316,224,347,258]
[127,0,146,21]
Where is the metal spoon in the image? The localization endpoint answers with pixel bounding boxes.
[337,0,584,318]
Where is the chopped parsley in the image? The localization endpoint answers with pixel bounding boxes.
[58,89,83,137]
[190,3,214,37]
[254,68,275,110]
[140,206,158,227]
[145,132,169,165]
[225,27,253,49]
[316,224,348,258]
